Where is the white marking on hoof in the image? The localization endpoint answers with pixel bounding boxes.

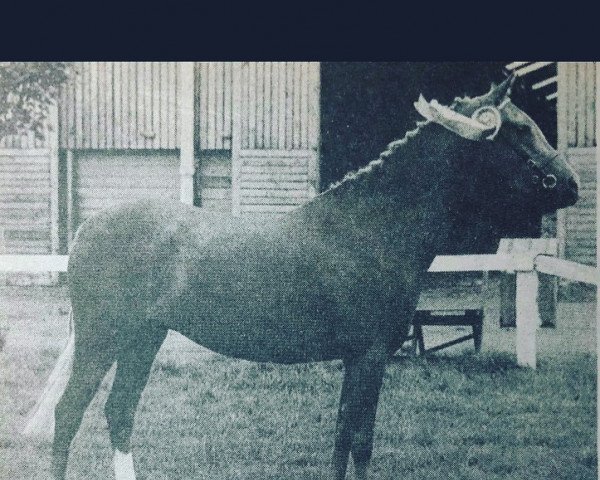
[114,449,136,480]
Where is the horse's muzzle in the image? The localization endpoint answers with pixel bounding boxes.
[561,176,579,208]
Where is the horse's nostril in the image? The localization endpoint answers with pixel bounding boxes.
[568,177,579,194]
[542,174,557,189]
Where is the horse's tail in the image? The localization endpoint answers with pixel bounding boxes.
[22,309,75,439]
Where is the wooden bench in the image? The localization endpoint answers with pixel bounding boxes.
[410,238,559,358]
[411,309,483,355]
[402,270,486,355]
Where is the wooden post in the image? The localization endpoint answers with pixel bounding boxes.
[49,104,60,284]
[308,62,321,196]
[538,273,557,327]
[0,229,5,286]
[515,270,540,368]
[499,273,516,327]
[595,62,600,471]
[66,150,74,247]
[231,62,242,217]
[0,229,4,351]
[179,62,195,205]
[498,239,558,328]
[556,62,568,260]
[501,272,557,328]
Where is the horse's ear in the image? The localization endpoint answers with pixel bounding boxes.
[485,74,515,105]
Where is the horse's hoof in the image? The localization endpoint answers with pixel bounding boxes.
[114,449,136,480]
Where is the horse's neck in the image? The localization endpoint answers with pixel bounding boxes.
[300,125,464,268]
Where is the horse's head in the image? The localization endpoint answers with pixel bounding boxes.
[415,75,579,215]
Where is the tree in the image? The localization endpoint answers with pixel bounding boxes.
[0,62,71,140]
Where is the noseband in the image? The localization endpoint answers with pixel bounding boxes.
[526,156,558,190]
[493,99,558,190]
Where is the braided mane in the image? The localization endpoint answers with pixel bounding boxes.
[322,93,478,195]
[324,119,431,194]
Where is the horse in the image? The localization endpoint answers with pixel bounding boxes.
[27,75,579,479]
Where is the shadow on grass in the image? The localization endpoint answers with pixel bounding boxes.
[390,350,520,375]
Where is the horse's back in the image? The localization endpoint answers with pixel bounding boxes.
[69,198,254,268]
[67,200,244,325]
[68,201,298,316]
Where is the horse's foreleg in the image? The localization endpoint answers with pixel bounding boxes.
[333,362,353,480]
[52,347,114,479]
[350,367,385,480]
[104,327,167,480]
[333,344,387,480]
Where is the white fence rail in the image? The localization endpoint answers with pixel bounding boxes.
[0,255,68,273]
[431,252,598,368]
[534,255,598,285]
[1,250,597,369]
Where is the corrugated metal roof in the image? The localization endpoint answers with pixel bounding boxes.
[505,62,557,101]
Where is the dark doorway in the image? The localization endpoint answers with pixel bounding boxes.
[319,62,558,251]
[319,62,511,188]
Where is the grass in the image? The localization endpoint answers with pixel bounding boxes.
[0,287,597,479]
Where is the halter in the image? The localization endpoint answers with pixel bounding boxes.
[477,99,558,190]
[526,156,558,190]
[416,95,559,190]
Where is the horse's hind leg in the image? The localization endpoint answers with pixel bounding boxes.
[104,326,167,479]
[333,344,387,480]
[52,334,115,479]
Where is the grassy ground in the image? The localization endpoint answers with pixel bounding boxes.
[0,286,596,479]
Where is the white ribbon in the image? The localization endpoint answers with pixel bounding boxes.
[414,95,501,141]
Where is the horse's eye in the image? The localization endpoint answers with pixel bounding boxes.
[515,123,529,133]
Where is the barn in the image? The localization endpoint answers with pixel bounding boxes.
[555,63,596,266]
[0,62,595,285]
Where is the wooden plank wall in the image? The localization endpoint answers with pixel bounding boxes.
[563,62,596,147]
[74,151,180,227]
[59,62,319,153]
[0,103,56,282]
[234,62,320,216]
[0,131,50,149]
[238,150,317,214]
[196,151,232,212]
[194,63,320,151]
[59,62,180,150]
[195,62,233,150]
[0,149,53,254]
[240,62,319,151]
[563,148,596,265]
[0,104,58,284]
[556,62,597,267]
